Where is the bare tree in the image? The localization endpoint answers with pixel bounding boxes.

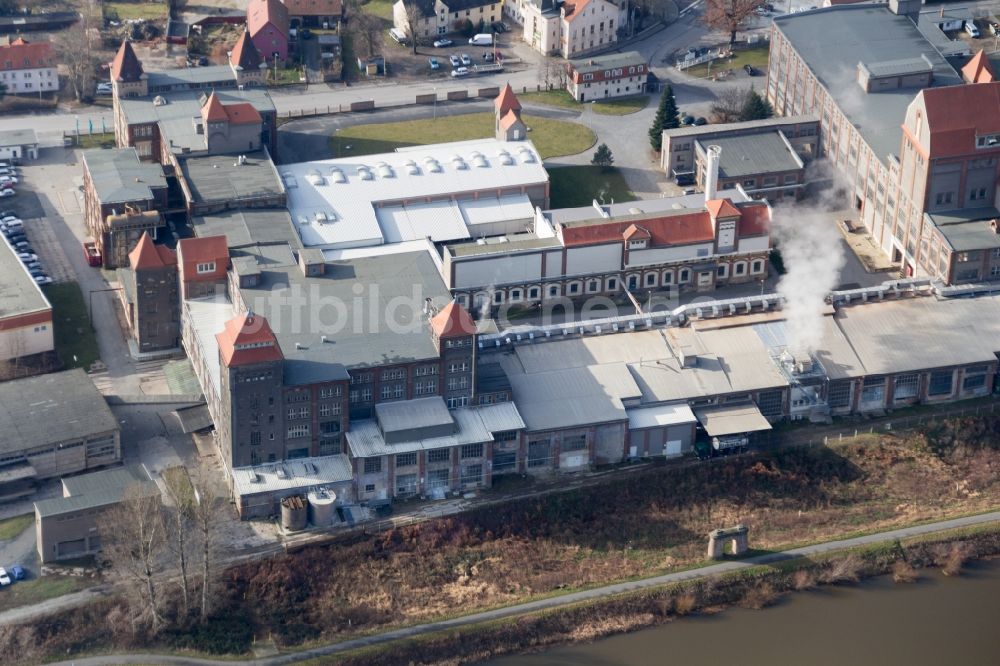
[98,484,168,633]
[54,16,100,102]
[702,0,765,45]
[192,474,223,623]
[162,467,195,621]
[346,2,384,59]
[401,1,426,55]
[710,85,751,123]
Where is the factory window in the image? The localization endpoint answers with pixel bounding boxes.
[318,402,341,417]
[586,279,600,293]
[970,188,987,201]
[447,377,469,391]
[396,452,417,468]
[495,430,519,442]
[751,260,764,274]
[320,420,340,434]
[380,369,405,381]
[606,277,618,291]
[493,291,504,304]
[717,264,729,279]
[449,361,469,373]
[742,179,756,188]
[350,373,372,385]
[249,431,261,446]
[893,374,919,401]
[528,440,550,467]
[364,457,382,474]
[287,424,310,439]
[644,272,657,287]
[415,379,437,395]
[562,434,587,451]
[510,288,523,302]
[734,262,746,276]
[928,370,953,396]
[757,390,784,418]
[319,386,342,398]
[827,381,852,409]
[529,286,540,300]
[860,377,885,406]
[962,365,989,393]
[568,282,580,294]
[461,464,483,486]
[678,269,690,283]
[428,449,451,463]
[548,285,560,297]
[415,365,438,376]
[396,474,418,495]
[627,275,639,289]
[461,443,484,458]
[784,174,797,184]
[447,396,469,408]
[365,484,375,493]
[662,270,673,284]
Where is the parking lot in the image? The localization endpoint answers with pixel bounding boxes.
[0,169,72,287]
[376,26,536,81]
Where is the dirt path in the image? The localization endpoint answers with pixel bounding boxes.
[40,511,1000,665]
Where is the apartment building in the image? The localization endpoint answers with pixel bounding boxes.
[393,0,502,40]
[522,0,627,58]
[565,51,648,101]
[0,37,58,95]
[767,4,1000,282]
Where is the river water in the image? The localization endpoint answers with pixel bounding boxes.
[489,559,1000,666]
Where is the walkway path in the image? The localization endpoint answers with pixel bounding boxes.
[41,510,1000,666]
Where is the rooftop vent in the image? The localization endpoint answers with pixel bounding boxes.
[305,169,325,186]
[376,161,394,178]
[452,155,468,170]
[153,95,167,106]
[497,150,514,165]
[357,166,373,181]
[329,167,346,184]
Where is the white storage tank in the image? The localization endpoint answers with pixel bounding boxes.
[308,489,337,527]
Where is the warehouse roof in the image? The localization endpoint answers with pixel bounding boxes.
[0,233,50,321]
[773,5,962,164]
[179,150,285,205]
[282,139,548,248]
[699,132,803,179]
[926,207,1000,252]
[35,465,154,519]
[82,148,167,204]
[0,369,117,457]
[231,454,353,498]
[346,406,497,457]
[626,402,697,430]
[192,209,301,249]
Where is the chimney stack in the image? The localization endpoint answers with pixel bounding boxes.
[704,145,721,203]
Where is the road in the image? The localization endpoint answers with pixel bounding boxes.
[39,510,1000,666]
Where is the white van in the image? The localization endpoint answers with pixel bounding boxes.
[469,33,493,46]
[965,21,980,38]
[389,27,408,45]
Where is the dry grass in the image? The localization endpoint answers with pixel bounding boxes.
[791,569,817,590]
[739,581,779,610]
[819,553,863,584]
[891,559,919,583]
[940,542,972,576]
[672,591,698,616]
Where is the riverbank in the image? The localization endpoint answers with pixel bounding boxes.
[330,526,1000,666]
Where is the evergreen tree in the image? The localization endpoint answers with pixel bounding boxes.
[739,88,774,122]
[592,143,614,170]
[649,85,679,152]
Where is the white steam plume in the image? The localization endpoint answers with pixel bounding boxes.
[772,207,845,353]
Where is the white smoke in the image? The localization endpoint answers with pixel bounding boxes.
[772,200,846,353]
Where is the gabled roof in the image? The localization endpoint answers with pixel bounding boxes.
[499,109,523,131]
[129,232,177,270]
[495,83,521,115]
[561,211,716,247]
[178,235,229,282]
[0,37,54,70]
[111,41,144,82]
[706,198,741,219]
[202,91,228,122]
[622,224,650,240]
[961,50,996,84]
[431,300,477,338]
[248,0,291,35]
[562,0,594,21]
[216,312,284,367]
[229,29,264,71]
[920,82,1000,158]
[281,0,343,16]
[736,202,770,237]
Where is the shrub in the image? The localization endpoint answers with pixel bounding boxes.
[740,581,779,610]
[891,559,918,584]
[791,569,817,590]
[673,591,697,615]
[820,554,863,584]
[941,543,971,576]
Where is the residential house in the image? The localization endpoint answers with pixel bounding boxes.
[249,0,291,63]
[282,0,343,28]
[522,0,627,58]
[0,37,58,95]
[566,51,647,101]
[393,0,502,40]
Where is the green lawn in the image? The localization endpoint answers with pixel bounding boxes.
[519,89,650,116]
[591,96,650,115]
[685,46,771,79]
[548,165,635,208]
[103,1,167,22]
[518,89,583,111]
[361,0,395,21]
[1,576,94,612]
[0,513,32,540]
[267,66,306,86]
[332,113,596,159]
[45,282,100,370]
[72,132,116,150]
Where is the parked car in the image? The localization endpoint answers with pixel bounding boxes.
[483,51,495,62]
[491,21,506,33]
[9,565,24,581]
[449,54,461,68]
[676,174,695,186]
[460,53,472,66]
[694,117,708,126]
[451,67,470,77]
[0,568,10,586]
[0,189,14,198]
[83,241,102,267]
[0,175,18,185]
[3,219,23,230]
[6,234,27,245]
[681,115,695,125]
[17,252,37,262]
[433,38,453,48]
[26,262,43,273]
[34,275,52,285]
[429,57,440,70]
[990,21,999,36]
[744,64,757,76]
[13,242,31,252]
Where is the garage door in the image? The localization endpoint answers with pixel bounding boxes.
[57,538,87,558]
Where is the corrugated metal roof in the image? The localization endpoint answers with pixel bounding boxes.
[474,402,525,432]
[36,465,157,518]
[231,454,353,498]
[699,132,803,180]
[506,365,631,433]
[375,396,452,434]
[82,148,167,204]
[346,406,495,458]
[62,465,152,497]
[627,402,697,430]
[694,403,772,436]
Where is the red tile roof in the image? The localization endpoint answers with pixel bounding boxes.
[706,198,741,219]
[961,50,996,84]
[248,0,291,36]
[0,38,55,70]
[561,211,715,247]
[202,92,228,122]
[561,0,593,21]
[499,109,522,131]
[110,41,143,82]
[431,301,476,339]
[622,224,650,240]
[216,312,284,367]
[178,235,230,282]
[921,82,1000,158]
[281,0,343,16]
[129,232,176,270]
[495,83,521,115]
[736,202,770,237]
[229,29,263,71]
[224,102,263,125]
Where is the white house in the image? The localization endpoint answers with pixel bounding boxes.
[393,0,503,40]
[522,0,627,58]
[0,37,59,95]
[0,129,39,161]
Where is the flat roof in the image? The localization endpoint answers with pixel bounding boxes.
[0,128,37,146]
[569,50,646,74]
[282,139,548,248]
[231,454,353,498]
[375,396,453,434]
[0,233,50,321]
[179,150,285,205]
[185,293,231,396]
[82,148,167,204]
[627,402,697,430]
[346,406,496,457]
[236,245,453,370]
[61,464,151,497]
[119,87,275,156]
[0,369,117,457]
[774,5,962,165]
[192,208,302,249]
[926,207,1000,252]
[662,114,820,140]
[35,465,155,519]
[147,65,239,89]
[545,188,751,226]
[694,403,772,437]
[699,132,803,179]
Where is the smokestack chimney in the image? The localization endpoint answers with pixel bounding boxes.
[705,145,721,203]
